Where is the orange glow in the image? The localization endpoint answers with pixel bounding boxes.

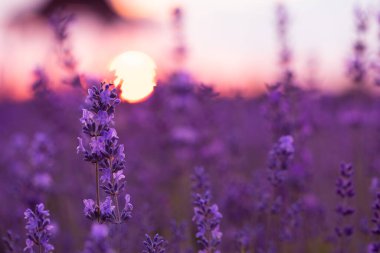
[106,0,173,19]
[107,0,153,19]
[109,51,157,103]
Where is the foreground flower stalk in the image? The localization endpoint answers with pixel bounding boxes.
[77,83,133,224]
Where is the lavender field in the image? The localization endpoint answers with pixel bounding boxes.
[1,1,380,253]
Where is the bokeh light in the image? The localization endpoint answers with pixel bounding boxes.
[109,51,157,103]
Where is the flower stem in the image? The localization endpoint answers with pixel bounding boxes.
[114,195,121,223]
[110,157,121,223]
[95,161,100,222]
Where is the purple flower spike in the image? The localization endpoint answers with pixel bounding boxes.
[82,224,113,253]
[267,135,295,186]
[121,194,133,221]
[78,83,132,224]
[142,234,167,253]
[24,203,54,253]
[191,167,222,253]
[368,192,380,252]
[335,163,355,253]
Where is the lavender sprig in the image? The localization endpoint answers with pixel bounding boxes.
[191,167,223,253]
[49,9,81,87]
[263,83,292,139]
[2,230,20,253]
[368,192,380,252]
[78,83,132,224]
[82,224,114,253]
[143,234,167,253]
[24,203,54,253]
[276,3,291,69]
[32,68,50,99]
[347,6,368,85]
[335,163,355,253]
[267,135,294,187]
[373,9,380,86]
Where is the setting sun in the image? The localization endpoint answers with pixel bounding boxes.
[109,51,157,103]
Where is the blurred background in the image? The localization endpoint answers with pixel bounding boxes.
[2,1,380,253]
[0,0,377,101]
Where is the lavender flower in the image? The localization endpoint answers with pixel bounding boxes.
[267,135,294,187]
[32,68,50,99]
[169,220,187,253]
[191,167,223,253]
[29,133,54,192]
[24,203,54,253]
[335,163,355,252]
[234,229,250,253]
[48,9,82,87]
[49,10,74,42]
[2,230,20,253]
[191,166,210,193]
[347,6,368,85]
[373,9,380,86]
[276,3,291,68]
[143,234,167,253]
[78,83,132,224]
[368,192,380,252]
[275,3,294,85]
[82,224,113,253]
[281,201,302,241]
[263,83,292,139]
[171,7,187,69]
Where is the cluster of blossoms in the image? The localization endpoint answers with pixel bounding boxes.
[372,9,380,86]
[5,132,55,207]
[142,234,167,253]
[368,193,380,252]
[29,133,55,193]
[171,7,187,67]
[49,9,81,87]
[24,203,54,253]
[78,83,133,224]
[263,83,292,140]
[82,224,113,253]
[347,7,368,85]
[2,230,20,253]
[267,135,295,187]
[281,201,302,241]
[276,3,291,70]
[335,163,355,250]
[191,167,223,253]
[32,68,50,99]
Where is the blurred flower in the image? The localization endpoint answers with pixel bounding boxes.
[91,224,109,240]
[82,224,114,253]
[368,192,380,252]
[335,163,355,252]
[267,135,295,186]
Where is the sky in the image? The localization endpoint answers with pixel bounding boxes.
[0,0,378,99]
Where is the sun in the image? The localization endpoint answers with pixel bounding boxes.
[109,51,157,103]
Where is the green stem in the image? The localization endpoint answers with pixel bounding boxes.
[114,195,121,223]
[110,157,121,223]
[96,161,100,222]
